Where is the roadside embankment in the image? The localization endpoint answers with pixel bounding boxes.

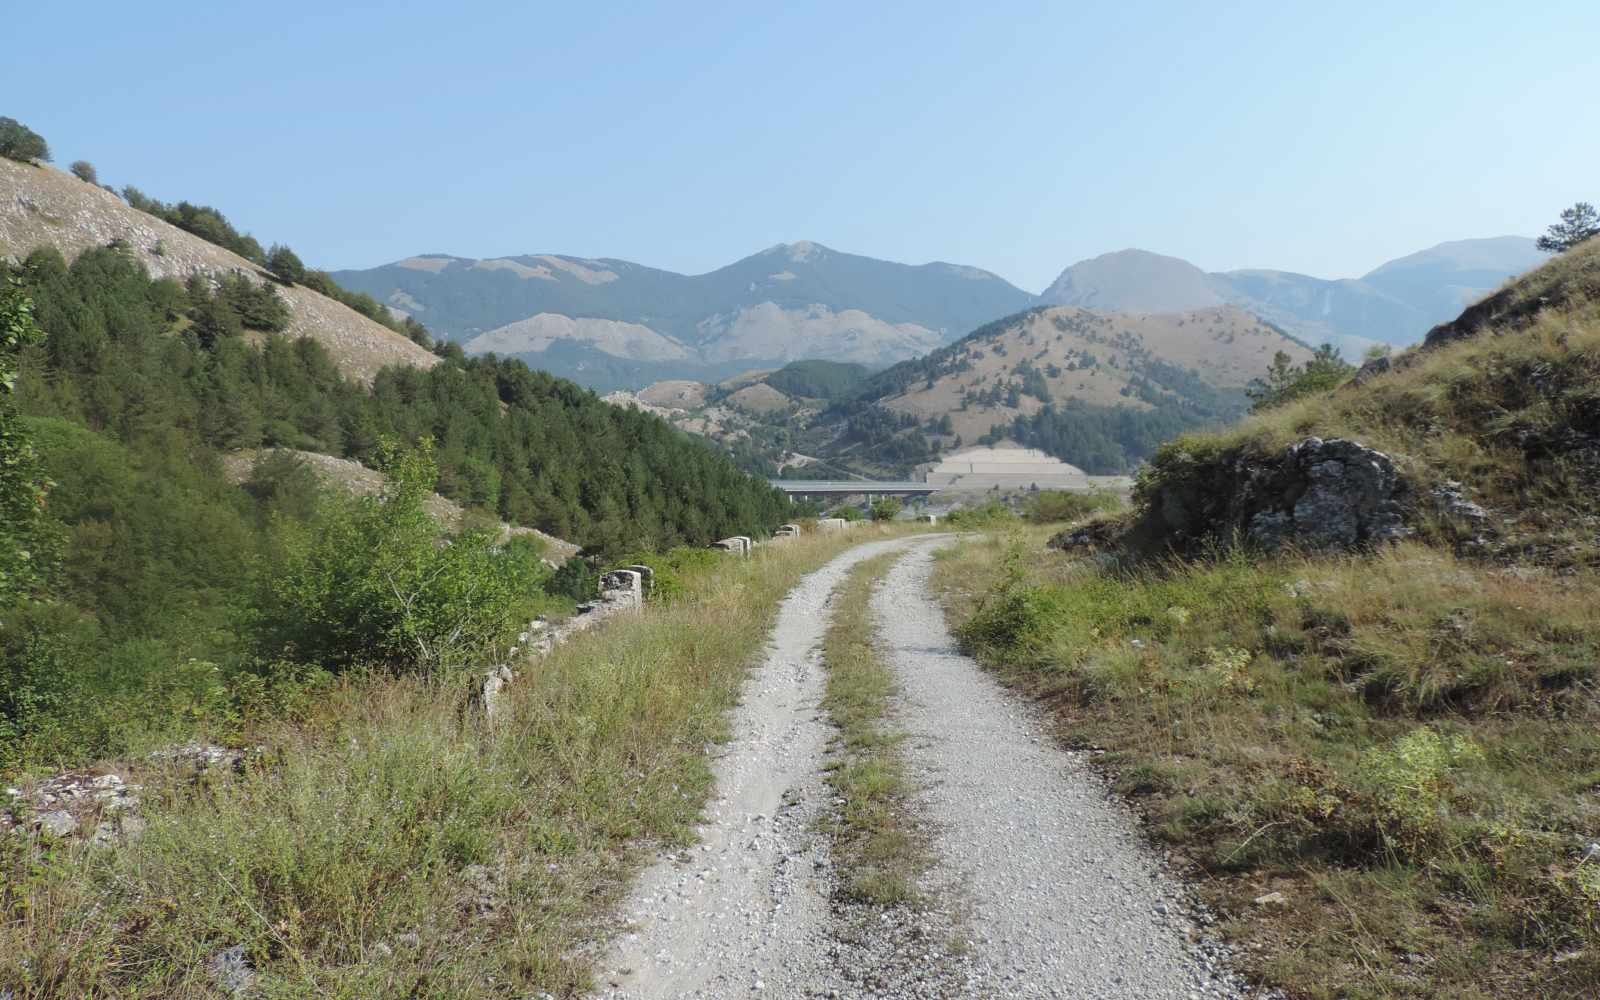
[0,523,930,996]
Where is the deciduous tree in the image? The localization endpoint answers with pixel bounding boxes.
[0,118,50,163]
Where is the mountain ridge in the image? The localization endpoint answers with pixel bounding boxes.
[1042,238,1542,360]
[331,241,1041,385]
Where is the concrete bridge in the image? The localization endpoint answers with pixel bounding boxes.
[767,480,942,499]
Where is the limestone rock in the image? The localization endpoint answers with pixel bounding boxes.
[1247,438,1412,552]
[1153,437,1414,554]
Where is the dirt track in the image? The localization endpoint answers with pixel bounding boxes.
[597,538,1240,999]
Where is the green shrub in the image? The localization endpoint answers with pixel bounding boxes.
[251,439,535,668]
[1025,488,1121,523]
[954,586,1063,660]
[547,555,597,602]
[266,243,307,284]
[1245,343,1353,412]
[869,496,902,521]
[944,500,1015,528]
[1357,728,1485,857]
[0,118,49,163]
[837,504,864,522]
[605,546,721,602]
[0,279,59,602]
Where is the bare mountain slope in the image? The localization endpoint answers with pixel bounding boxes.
[870,303,1310,444]
[0,160,437,385]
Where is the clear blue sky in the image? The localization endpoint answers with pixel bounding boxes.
[9,1,1597,292]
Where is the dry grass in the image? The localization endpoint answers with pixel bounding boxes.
[932,528,1600,998]
[816,552,930,906]
[0,524,920,998]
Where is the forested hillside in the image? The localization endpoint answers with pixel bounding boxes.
[808,303,1306,476]
[0,240,792,765]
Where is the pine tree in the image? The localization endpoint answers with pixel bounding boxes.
[1536,202,1600,253]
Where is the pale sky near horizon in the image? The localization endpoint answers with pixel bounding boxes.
[8,1,1597,293]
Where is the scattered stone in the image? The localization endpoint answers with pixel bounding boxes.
[1252,891,1287,906]
[38,810,78,837]
[1433,489,1488,522]
[146,741,242,770]
[209,944,255,996]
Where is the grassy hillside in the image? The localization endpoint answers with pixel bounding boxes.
[935,239,1600,998]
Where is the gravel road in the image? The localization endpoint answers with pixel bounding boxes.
[598,537,931,999]
[876,540,1236,999]
[597,537,1238,999]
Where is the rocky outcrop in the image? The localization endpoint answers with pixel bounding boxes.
[1138,437,1414,554]
[1243,438,1412,551]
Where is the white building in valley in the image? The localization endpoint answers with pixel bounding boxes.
[917,443,1131,491]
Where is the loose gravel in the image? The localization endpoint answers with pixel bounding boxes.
[876,540,1242,999]
[597,537,931,999]
[597,537,1245,999]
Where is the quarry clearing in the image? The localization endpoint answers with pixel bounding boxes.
[597,537,1233,1000]
[0,158,437,385]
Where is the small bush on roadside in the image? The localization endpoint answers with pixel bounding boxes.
[944,499,1015,528]
[1025,488,1121,523]
[869,496,902,521]
[251,438,535,668]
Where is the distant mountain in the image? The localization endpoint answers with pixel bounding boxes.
[1040,249,1235,314]
[331,241,1039,389]
[1041,238,1542,359]
[1358,236,1545,325]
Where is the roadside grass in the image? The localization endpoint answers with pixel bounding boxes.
[0,523,924,998]
[817,551,930,907]
[932,528,1600,999]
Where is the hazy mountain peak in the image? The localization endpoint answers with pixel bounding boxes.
[1360,236,1541,279]
[1042,248,1232,313]
[763,240,827,263]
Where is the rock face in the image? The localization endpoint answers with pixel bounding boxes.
[1146,437,1413,554]
[1245,438,1412,551]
